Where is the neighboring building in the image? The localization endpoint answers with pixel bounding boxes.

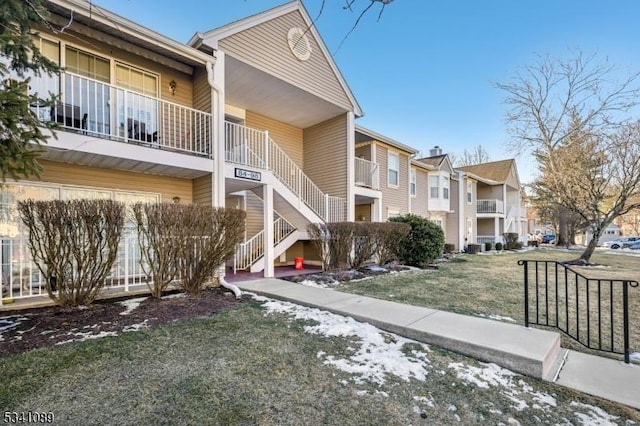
[1,1,529,304]
[576,223,621,246]
[457,159,528,246]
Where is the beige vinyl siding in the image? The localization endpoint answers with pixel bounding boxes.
[192,175,212,205]
[302,114,348,197]
[279,242,305,266]
[245,191,265,237]
[377,144,410,220]
[412,168,429,217]
[192,67,211,113]
[39,160,192,202]
[218,11,352,111]
[246,112,304,167]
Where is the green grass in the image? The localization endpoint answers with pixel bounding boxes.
[1,301,638,424]
[337,248,640,356]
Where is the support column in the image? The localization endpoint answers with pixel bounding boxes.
[494,217,501,244]
[372,198,382,222]
[346,112,355,222]
[263,184,275,278]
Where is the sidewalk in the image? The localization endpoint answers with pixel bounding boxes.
[238,278,640,411]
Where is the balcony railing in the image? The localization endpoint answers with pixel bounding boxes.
[354,157,380,190]
[477,199,504,214]
[30,71,212,157]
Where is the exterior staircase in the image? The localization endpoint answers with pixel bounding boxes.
[226,121,347,273]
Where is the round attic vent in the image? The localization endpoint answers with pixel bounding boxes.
[287,27,312,61]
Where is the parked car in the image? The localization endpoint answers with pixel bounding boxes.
[541,234,556,244]
[602,237,640,249]
[627,241,640,250]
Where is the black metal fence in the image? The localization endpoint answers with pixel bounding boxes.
[519,259,639,363]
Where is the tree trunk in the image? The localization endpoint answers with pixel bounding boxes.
[556,207,569,246]
[579,232,600,263]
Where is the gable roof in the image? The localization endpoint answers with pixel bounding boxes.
[457,159,518,184]
[189,1,363,117]
[416,155,446,168]
[355,125,418,155]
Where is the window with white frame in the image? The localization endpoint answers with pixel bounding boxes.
[388,152,399,187]
[443,176,449,200]
[387,209,400,220]
[467,181,473,203]
[432,218,443,228]
[429,175,439,198]
[410,169,416,196]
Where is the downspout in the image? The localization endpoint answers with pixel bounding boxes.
[458,171,466,251]
[206,59,242,299]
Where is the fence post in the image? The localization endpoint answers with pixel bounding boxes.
[124,236,129,293]
[325,194,329,222]
[264,130,269,170]
[623,281,630,364]
[523,260,529,328]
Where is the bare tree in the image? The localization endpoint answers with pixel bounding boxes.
[450,145,491,167]
[497,51,640,251]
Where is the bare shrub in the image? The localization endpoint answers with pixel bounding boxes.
[175,205,245,296]
[133,202,185,298]
[18,199,125,307]
[372,222,410,265]
[308,223,331,271]
[349,223,376,269]
[134,203,245,298]
[327,222,355,271]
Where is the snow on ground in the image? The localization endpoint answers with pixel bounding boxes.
[570,402,620,425]
[118,297,148,315]
[55,330,118,345]
[475,313,517,323]
[258,295,430,385]
[449,362,557,412]
[630,352,640,362]
[298,279,336,289]
[0,315,30,342]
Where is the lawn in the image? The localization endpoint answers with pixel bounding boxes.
[336,248,640,358]
[1,297,639,424]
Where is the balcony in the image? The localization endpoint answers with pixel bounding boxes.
[354,158,380,190]
[477,199,504,215]
[30,72,212,157]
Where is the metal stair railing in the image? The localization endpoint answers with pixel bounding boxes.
[225,121,347,222]
[233,216,296,272]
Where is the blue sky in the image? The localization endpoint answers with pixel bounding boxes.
[93,0,640,183]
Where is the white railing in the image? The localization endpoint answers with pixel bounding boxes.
[233,216,296,272]
[224,121,347,222]
[30,71,212,157]
[1,233,148,303]
[477,235,502,245]
[354,157,380,190]
[477,199,505,214]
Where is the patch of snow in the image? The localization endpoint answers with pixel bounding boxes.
[55,330,118,345]
[507,418,521,426]
[630,352,640,362]
[356,390,368,396]
[122,320,149,332]
[364,265,388,272]
[118,296,148,316]
[413,395,435,408]
[161,293,185,300]
[570,401,619,425]
[258,297,430,385]
[298,279,336,289]
[476,313,517,323]
[448,362,557,412]
[0,316,30,341]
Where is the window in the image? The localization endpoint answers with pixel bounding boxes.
[432,218,443,228]
[443,176,449,200]
[387,209,400,220]
[116,63,159,140]
[388,152,399,186]
[467,181,473,204]
[410,169,416,196]
[429,175,439,198]
[65,47,110,83]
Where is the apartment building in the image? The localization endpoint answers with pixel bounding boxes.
[1,1,527,303]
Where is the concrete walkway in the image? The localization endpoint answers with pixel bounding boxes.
[238,278,640,411]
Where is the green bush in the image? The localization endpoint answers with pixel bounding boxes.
[503,233,520,250]
[484,242,492,251]
[390,214,444,267]
[495,242,503,251]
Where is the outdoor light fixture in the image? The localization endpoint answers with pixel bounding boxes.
[168,80,177,95]
[172,196,180,203]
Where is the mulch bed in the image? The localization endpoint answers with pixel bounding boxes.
[0,287,251,357]
[281,264,411,287]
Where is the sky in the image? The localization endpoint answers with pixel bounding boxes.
[91,0,640,183]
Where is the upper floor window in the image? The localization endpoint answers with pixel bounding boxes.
[443,177,450,200]
[388,152,399,187]
[429,175,439,198]
[65,47,110,83]
[467,181,473,203]
[410,169,416,196]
